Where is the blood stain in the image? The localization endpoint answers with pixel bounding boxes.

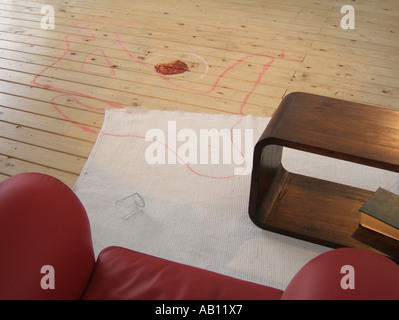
[154,60,189,75]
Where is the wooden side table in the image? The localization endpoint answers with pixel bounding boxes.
[249,92,399,262]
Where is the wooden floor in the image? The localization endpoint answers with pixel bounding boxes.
[1,0,398,187]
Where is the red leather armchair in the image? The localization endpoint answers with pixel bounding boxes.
[1,173,398,300]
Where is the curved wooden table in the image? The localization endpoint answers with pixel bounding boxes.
[249,92,399,263]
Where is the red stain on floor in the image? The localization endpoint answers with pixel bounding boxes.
[154,60,189,75]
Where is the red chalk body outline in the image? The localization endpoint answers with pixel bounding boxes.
[82,49,116,75]
[33,18,283,179]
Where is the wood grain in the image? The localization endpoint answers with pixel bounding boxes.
[0,0,398,187]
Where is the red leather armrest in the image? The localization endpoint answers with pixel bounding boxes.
[0,173,95,299]
[281,248,399,300]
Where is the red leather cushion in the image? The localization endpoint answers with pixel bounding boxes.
[281,248,399,300]
[0,173,95,299]
[82,246,283,300]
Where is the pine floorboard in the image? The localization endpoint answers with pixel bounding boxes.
[0,0,398,187]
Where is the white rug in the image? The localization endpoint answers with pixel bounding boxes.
[73,107,399,291]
